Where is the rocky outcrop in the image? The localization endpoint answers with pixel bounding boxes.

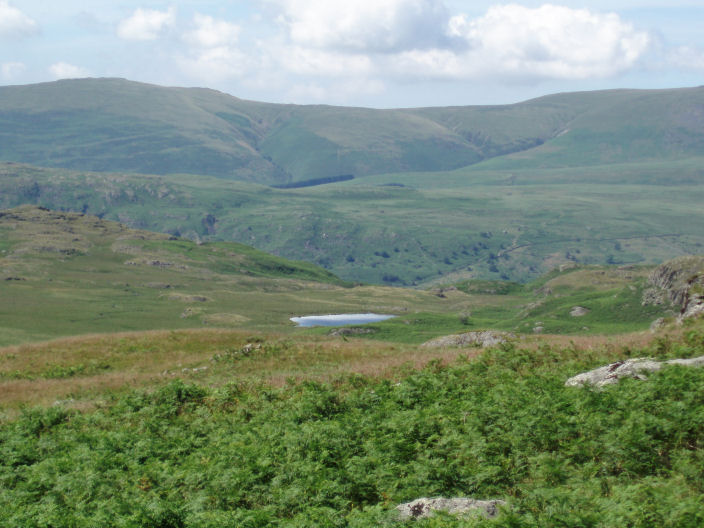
[421,331,514,348]
[642,256,704,321]
[396,497,505,520]
[329,327,375,337]
[570,306,589,317]
[565,355,704,387]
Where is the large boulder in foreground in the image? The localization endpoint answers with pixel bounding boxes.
[396,497,505,520]
[421,331,514,348]
[565,356,704,387]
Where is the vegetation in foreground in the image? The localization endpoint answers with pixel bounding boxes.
[1,320,703,527]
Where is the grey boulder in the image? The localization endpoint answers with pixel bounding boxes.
[565,355,704,387]
[396,497,505,520]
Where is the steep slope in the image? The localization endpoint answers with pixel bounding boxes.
[463,87,704,169]
[0,78,289,184]
[2,79,704,184]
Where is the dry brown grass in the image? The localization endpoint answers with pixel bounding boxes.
[520,330,657,352]
[0,328,481,411]
[0,323,685,413]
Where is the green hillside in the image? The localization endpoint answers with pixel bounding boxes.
[1,162,703,286]
[0,204,683,349]
[0,205,428,345]
[2,79,704,184]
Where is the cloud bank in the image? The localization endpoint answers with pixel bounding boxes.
[6,1,699,106]
[275,0,451,53]
[49,62,90,79]
[271,2,652,82]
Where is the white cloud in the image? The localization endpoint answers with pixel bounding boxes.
[49,62,89,79]
[443,4,652,79]
[274,0,451,53]
[277,46,373,76]
[184,13,240,48]
[117,7,175,41]
[265,2,652,85]
[178,14,247,82]
[1,61,25,80]
[178,46,251,82]
[284,78,386,104]
[0,1,38,38]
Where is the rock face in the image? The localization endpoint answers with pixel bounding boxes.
[642,256,704,321]
[565,355,704,387]
[570,306,589,317]
[421,331,513,348]
[396,497,505,520]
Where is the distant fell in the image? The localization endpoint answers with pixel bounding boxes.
[2,79,704,184]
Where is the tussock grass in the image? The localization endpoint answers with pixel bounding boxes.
[0,328,476,411]
[1,320,696,412]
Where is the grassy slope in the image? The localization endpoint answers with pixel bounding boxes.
[0,204,677,351]
[0,205,475,346]
[0,80,270,182]
[468,87,704,170]
[2,162,703,286]
[2,79,704,185]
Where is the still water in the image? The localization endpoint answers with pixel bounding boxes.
[290,313,396,327]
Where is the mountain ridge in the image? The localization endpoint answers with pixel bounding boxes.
[2,78,703,185]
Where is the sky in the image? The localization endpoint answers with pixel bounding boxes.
[1,1,703,108]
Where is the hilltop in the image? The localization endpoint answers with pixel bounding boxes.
[2,79,704,185]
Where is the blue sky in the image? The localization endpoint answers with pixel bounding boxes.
[1,1,703,107]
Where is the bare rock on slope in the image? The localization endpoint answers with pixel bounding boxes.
[421,331,513,348]
[396,497,505,520]
[565,355,704,387]
[570,306,589,317]
[642,256,704,322]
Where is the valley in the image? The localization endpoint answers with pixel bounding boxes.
[1,79,703,527]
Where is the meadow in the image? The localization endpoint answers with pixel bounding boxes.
[0,205,674,350]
